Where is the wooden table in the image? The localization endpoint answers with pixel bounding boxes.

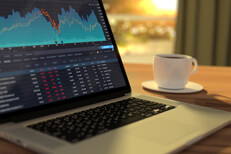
[0,64,231,154]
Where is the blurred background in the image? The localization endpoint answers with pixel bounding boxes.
[102,0,231,66]
[102,0,178,64]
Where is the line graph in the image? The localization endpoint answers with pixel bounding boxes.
[0,5,106,48]
[0,11,42,35]
[40,9,61,35]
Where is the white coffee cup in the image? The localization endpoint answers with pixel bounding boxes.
[154,54,198,89]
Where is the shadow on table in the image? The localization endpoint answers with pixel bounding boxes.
[143,88,231,112]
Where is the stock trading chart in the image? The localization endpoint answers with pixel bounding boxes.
[0,0,126,115]
[0,1,106,48]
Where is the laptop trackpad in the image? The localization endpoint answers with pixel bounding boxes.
[127,118,198,145]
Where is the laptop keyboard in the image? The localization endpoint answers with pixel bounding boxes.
[28,97,175,143]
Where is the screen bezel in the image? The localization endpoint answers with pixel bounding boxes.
[0,0,131,123]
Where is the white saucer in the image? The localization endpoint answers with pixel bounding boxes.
[142,80,203,94]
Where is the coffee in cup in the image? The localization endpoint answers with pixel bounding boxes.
[154,54,198,89]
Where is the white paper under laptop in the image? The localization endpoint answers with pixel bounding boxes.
[0,0,230,154]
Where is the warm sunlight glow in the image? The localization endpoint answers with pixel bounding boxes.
[139,0,177,16]
[152,0,177,11]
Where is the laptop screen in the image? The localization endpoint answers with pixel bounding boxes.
[0,0,128,115]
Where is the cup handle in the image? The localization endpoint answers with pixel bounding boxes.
[191,58,198,74]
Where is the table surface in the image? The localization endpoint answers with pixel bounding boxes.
[0,64,231,154]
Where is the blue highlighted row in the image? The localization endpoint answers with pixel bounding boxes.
[101,45,114,49]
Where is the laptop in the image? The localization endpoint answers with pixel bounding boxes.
[0,0,230,153]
